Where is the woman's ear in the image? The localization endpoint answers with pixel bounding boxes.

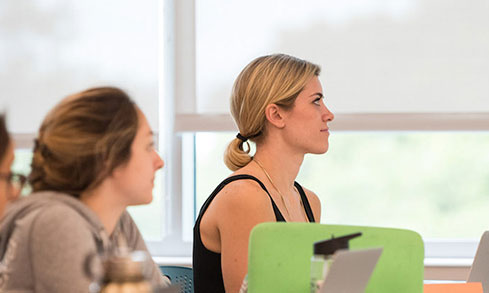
[264,104,286,129]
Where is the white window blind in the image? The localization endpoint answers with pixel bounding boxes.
[1,0,167,245]
[0,0,160,133]
[194,0,489,115]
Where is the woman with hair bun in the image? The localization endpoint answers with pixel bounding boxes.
[0,87,170,292]
[193,54,335,292]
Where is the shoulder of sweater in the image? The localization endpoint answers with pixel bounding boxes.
[29,204,93,235]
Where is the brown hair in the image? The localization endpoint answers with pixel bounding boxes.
[29,87,139,198]
[224,54,321,171]
[0,114,10,163]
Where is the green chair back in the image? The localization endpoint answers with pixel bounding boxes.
[247,222,424,293]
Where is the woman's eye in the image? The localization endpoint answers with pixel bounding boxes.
[313,97,323,105]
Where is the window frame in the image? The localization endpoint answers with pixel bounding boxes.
[172,114,489,262]
[9,0,489,265]
[161,0,489,262]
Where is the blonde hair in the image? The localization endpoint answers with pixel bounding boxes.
[29,87,139,198]
[224,54,321,171]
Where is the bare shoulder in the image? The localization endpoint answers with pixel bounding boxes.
[211,177,273,216]
[199,174,276,253]
[299,186,322,221]
[202,174,280,230]
[301,186,320,203]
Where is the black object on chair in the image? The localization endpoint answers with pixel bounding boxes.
[160,265,194,293]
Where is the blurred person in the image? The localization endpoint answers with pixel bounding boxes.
[0,88,170,292]
[193,54,334,292]
[0,115,25,218]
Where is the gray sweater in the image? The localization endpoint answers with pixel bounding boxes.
[0,191,170,292]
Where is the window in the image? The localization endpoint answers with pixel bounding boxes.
[193,126,489,260]
[4,0,489,263]
[181,0,489,261]
[196,131,489,240]
[2,0,165,242]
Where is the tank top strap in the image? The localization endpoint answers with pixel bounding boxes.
[294,182,316,222]
[197,174,286,223]
[230,175,286,222]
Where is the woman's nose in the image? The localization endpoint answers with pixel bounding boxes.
[154,151,164,170]
[322,105,334,122]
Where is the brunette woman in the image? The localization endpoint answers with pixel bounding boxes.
[0,88,170,292]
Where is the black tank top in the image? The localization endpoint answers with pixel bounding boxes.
[192,174,316,293]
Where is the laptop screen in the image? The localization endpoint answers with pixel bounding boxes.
[320,247,383,293]
[468,231,489,291]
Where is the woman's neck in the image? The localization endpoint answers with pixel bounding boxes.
[80,181,126,235]
[253,141,304,192]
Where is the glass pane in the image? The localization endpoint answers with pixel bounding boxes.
[12,149,33,196]
[0,0,159,133]
[195,133,234,211]
[195,131,489,239]
[127,170,164,241]
[196,0,489,114]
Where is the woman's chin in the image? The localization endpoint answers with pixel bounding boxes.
[131,193,154,206]
[311,144,329,154]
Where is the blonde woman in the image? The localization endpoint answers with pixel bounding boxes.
[193,54,335,292]
[0,88,170,292]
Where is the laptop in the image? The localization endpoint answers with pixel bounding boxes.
[320,247,383,293]
[468,231,489,291]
